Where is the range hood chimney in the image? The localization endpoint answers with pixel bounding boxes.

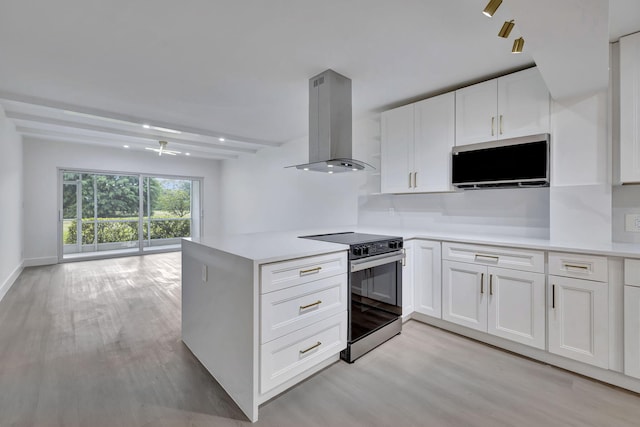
[289,69,373,173]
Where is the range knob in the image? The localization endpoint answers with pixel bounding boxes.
[389,241,398,249]
[352,246,362,256]
[362,246,369,256]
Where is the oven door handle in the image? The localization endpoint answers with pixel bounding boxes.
[350,251,404,273]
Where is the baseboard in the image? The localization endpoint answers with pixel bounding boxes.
[23,256,58,267]
[0,261,24,303]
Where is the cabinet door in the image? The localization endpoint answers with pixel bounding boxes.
[497,68,550,139]
[402,241,414,317]
[381,104,414,193]
[548,276,609,368]
[414,93,455,192]
[625,285,640,379]
[414,240,442,318]
[620,32,640,184]
[455,79,498,146]
[442,260,487,331]
[487,267,545,349]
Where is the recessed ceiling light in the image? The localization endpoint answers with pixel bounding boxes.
[327,164,334,168]
[123,145,129,148]
[328,171,334,174]
[141,124,182,134]
[219,137,225,142]
[142,124,151,129]
[352,168,358,171]
[185,153,191,156]
[303,168,309,171]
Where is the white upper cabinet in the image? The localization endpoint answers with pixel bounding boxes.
[381,104,414,193]
[414,93,455,193]
[455,79,498,145]
[381,93,455,194]
[620,31,640,184]
[455,67,550,146]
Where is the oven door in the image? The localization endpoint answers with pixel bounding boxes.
[349,251,403,342]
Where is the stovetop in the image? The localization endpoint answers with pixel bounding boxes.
[299,232,401,245]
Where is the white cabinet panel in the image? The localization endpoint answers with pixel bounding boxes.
[548,275,609,368]
[548,252,608,282]
[497,68,550,139]
[455,79,498,146]
[414,240,442,318]
[260,312,347,394]
[381,104,414,193]
[402,241,414,317]
[625,285,640,379]
[487,267,546,349]
[442,260,487,332]
[455,67,550,147]
[261,274,347,343]
[620,32,640,184]
[414,93,455,192]
[625,258,640,286]
[260,252,347,294]
[442,242,544,274]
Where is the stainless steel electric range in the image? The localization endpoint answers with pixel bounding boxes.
[300,232,404,362]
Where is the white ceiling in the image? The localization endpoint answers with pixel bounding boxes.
[0,0,638,159]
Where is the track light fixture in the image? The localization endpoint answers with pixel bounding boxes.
[482,0,503,17]
[512,37,525,54]
[498,20,515,38]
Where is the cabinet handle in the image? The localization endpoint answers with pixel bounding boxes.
[300,266,322,275]
[402,248,407,267]
[491,116,495,136]
[552,284,555,309]
[413,172,417,188]
[300,341,322,354]
[475,254,499,262]
[480,273,484,294]
[489,274,493,295]
[299,300,322,310]
[409,172,413,188]
[499,115,503,135]
[563,263,589,271]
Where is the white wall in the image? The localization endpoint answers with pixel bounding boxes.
[219,132,362,235]
[0,107,23,301]
[22,139,222,265]
[549,90,612,245]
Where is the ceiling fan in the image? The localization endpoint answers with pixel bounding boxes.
[145,140,181,156]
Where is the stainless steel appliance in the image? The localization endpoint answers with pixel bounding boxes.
[452,133,550,189]
[300,232,403,362]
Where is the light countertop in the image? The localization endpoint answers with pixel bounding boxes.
[185,226,640,264]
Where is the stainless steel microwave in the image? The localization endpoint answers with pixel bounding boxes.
[451,133,550,189]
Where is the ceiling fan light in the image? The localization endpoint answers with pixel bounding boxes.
[498,20,515,38]
[512,37,525,53]
[483,0,502,17]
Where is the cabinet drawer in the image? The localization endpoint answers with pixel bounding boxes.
[261,274,347,343]
[260,311,347,394]
[261,251,348,294]
[625,259,640,286]
[442,242,544,273]
[549,252,608,282]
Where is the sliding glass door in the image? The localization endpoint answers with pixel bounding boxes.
[60,170,202,260]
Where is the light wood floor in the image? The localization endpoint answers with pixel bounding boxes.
[2,253,640,427]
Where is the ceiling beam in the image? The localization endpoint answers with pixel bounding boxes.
[15,127,239,159]
[6,111,257,154]
[0,91,283,147]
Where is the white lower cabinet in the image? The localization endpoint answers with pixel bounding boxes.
[402,240,414,318]
[413,240,442,318]
[442,259,545,349]
[625,285,640,379]
[548,275,609,369]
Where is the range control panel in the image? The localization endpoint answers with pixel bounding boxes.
[351,239,403,260]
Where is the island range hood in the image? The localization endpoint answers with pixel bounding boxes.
[289,69,373,173]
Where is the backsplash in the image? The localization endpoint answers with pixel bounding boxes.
[358,187,550,238]
[613,185,640,243]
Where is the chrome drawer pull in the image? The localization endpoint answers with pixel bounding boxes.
[299,341,322,354]
[299,300,322,310]
[300,266,322,275]
[475,254,499,262]
[563,263,589,271]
